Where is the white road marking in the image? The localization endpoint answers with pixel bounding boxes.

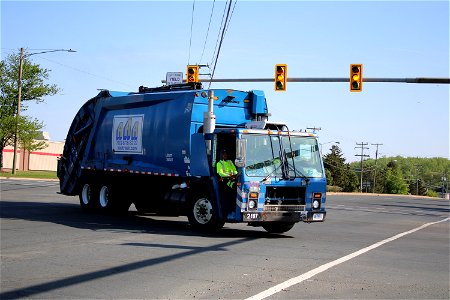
[246,217,450,300]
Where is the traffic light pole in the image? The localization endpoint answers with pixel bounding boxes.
[194,77,450,84]
[162,77,450,84]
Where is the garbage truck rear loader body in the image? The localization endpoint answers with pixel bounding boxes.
[58,84,326,233]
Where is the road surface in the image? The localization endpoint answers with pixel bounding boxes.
[1,179,449,299]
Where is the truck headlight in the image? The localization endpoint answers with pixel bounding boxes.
[312,192,322,209]
[248,199,257,209]
[312,199,320,209]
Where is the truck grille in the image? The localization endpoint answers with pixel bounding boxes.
[265,186,305,205]
[264,205,305,212]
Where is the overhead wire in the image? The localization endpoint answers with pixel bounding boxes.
[209,1,229,73]
[1,48,134,88]
[222,0,237,45]
[209,0,236,88]
[187,0,196,65]
[34,56,135,88]
[199,0,216,64]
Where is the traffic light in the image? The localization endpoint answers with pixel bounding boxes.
[350,64,363,92]
[274,64,287,91]
[186,65,199,83]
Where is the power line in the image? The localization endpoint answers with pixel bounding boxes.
[210,1,229,69]
[187,0,196,65]
[222,0,237,44]
[34,56,134,88]
[209,0,235,88]
[199,0,216,64]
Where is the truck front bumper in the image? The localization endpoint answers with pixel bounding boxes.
[243,210,326,223]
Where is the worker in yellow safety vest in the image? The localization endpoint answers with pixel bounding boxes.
[216,149,237,189]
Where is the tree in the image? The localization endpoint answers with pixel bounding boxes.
[408,179,428,196]
[0,50,59,169]
[383,161,409,195]
[323,145,358,192]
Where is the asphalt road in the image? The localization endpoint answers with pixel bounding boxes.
[1,179,449,299]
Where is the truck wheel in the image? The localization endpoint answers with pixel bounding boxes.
[79,183,98,211]
[99,185,111,210]
[262,222,295,234]
[187,196,224,231]
[98,185,131,214]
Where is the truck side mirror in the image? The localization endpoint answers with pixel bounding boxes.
[235,139,246,167]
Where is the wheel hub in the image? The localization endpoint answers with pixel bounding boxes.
[193,198,213,224]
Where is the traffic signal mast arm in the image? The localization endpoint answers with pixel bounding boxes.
[167,77,449,84]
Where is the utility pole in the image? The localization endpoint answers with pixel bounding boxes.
[414,160,422,195]
[355,142,370,192]
[371,143,383,193]
[12,48,24,175]
[11,48,76,174]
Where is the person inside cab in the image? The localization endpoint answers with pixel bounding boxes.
[216,149,237,189]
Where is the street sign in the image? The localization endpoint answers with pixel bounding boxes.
[166,72,183,85]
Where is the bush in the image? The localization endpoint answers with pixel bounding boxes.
[327,185,343,192]
[426,190,438,198]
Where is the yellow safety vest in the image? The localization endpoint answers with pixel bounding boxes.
[216,160,237,178]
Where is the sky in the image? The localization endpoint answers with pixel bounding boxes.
[1,0,449,162]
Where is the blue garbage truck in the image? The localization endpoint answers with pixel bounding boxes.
[57,82,326,233]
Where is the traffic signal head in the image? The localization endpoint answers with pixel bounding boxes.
[350,64,363,92]
[186,65,199,83]
[274,64,287,91]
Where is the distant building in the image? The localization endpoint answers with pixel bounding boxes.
[2,133,64,172]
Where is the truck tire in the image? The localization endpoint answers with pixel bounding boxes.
[79,183,98,211]
[98,185,131,214]
[262,222,295,234]
[187,195,224,231]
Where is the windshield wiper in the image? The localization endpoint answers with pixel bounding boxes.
[261,159,284,182]
[286,163,310,184]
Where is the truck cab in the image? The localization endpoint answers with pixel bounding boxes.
[191,121,327,233]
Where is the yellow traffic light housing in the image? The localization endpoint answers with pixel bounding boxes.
[350,64,363,92]
[274,64,287,91]
[186,65,199,83]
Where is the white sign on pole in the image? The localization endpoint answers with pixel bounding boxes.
[166,72,183,85]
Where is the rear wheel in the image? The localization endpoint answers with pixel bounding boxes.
[262,222,295,234]
[187,195,224,231]
[98,184,131,214]
[99,185,110,210]
[79,183,98,211]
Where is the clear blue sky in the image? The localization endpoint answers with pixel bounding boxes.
[2,0,449,162]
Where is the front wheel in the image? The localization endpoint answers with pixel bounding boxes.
[187,196,224,231]
[262,222,295,234]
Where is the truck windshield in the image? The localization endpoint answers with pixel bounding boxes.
[244,134,324,178]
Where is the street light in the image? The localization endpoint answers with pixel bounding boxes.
[11,48,76,174]
[319,141,340,156]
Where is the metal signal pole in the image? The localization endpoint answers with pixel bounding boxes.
[163,77,450,84]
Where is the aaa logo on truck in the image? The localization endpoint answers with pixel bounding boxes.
[112,115,144,154]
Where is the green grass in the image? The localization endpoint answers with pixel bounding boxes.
[0,170,58,180]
